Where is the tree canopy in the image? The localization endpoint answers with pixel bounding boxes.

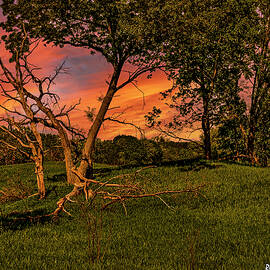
[1,0,167,179]
[146,0,269,162]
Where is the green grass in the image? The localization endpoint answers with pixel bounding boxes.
[0,161,269,269]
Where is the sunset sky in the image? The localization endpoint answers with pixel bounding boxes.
[0,6,201,141]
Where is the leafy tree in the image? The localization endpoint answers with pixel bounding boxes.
[211,0,269,165]
[146,0,257,160]
[240,0,269,164]
[0,1,209,218]
[0,0,163,178]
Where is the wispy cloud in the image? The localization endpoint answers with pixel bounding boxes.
[0,33,198,140]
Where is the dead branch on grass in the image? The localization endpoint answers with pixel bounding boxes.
[50,166,206,218]
[1,166,206,226]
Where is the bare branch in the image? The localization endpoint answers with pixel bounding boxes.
[104,117,145,138]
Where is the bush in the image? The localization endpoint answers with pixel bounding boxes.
[93,136,164,166]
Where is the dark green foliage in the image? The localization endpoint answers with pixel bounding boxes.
[151,137,202,163]
[145,0,256,160]
[92,139,116,165]
[93,135,163,166]
[211,126,245,160]
[0,145,28,165]
[113,135,145,166]
[210,93,270,165]
[144,0,270,164]
[254,96,270,166]
[0,0,160,67]
[93,135,201,166]
[141,139,163,165]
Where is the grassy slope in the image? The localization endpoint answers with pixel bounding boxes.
[0,161,269,269]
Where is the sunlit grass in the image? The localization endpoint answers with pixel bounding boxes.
[0,161,269,269]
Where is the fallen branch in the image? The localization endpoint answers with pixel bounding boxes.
[72,168,141,189]
[99,184,206,211]
[2,166,206,223]
[49,166,206,218]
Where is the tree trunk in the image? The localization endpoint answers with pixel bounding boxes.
[34,156,46,199]
[63,145,77,184]
[78,64,123,178]
[247,122,255,164]
[246,20,269,165]
[202,119,212,160]
[202,92,212,160]
[30,121,46,198]
[51,120,77,184]
[247,116,261,165]
[16,86,48,196]
[33,97,77,184]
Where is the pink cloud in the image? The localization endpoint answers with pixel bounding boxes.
[0,25,197,140]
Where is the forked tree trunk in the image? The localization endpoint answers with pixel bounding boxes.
[30,94,77,184]
[14,83,48,198]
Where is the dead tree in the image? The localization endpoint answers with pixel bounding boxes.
[0,118,46,199]
[0,37,48,198]
[1,0,168,179]
[0,36,82,187]
[28,165,206,219]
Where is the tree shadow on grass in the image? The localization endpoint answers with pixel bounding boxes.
[172,159,223,172]
[220,159,265,167]
[93,158,223,176]
[0,209,55,231]
[44,158,223,182]
[46,173,67,182]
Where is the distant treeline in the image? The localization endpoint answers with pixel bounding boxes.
[93,135,202,166]
[1,126,269,166]
[0,131,202,166]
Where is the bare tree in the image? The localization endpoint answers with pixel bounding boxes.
[0,40,206,217]
[0,118,46,198]
[0,37,48,197]
[0,37,82,186]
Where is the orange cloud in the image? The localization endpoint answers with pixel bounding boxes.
[0,38,201,141]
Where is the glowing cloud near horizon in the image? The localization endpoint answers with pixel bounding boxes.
[0,32,200,141]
